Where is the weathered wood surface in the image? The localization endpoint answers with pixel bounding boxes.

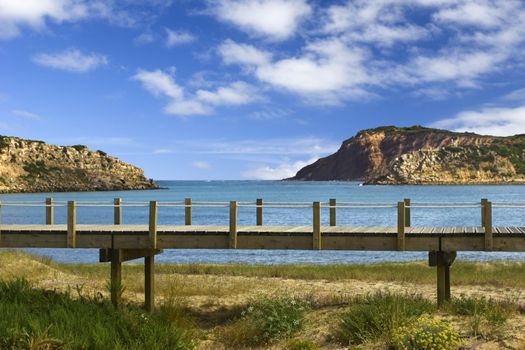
[1,224,524,251]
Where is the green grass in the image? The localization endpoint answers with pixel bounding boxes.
[335,292,435,345]
[0,279,195,350]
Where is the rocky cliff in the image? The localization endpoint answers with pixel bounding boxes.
[0,135,158,193]
[290,126,525,184]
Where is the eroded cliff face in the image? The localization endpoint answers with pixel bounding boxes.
[0,136,159,193]
[290,126,525,184]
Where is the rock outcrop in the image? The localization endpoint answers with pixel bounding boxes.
[289,126,525,184]
[0,135,158,193]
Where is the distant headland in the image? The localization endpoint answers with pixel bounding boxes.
[289,125,525,185]
[0,135,158,193]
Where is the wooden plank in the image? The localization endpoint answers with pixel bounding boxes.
[229,201,237,248]
[114,198,122,225]
[256,198,263,226]
[329,199,336,227]
[313,201,321,250]
[67,201,76,248]
[149,201,157,249]
[46,198,54,225]
[185,198,192,225]
[397,202,405,251]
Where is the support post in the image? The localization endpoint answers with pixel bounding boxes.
[144,255,155,312]
[149,201,157,249]
[256,198,263,226]
[313,201,321,250]
[67,201,76,248]
[229,201,237,248]
[484,201,493,251]
[404,198,411,227]
[185,198,192,225]
[110,249,122,308]
[114,198,122,225]
[397,202,405,251]
[481,198,488,227]
[329,198,336,227]
[436,251,447,307]
[45,198,54,225]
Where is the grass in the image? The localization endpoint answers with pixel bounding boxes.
[0,279,195,350]
[335,292,435,345]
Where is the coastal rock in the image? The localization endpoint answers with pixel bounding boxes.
[0,136,159,193]
[289,126,525,185]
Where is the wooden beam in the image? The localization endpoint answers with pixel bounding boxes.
[149,201,157,249]
[114,198,122,225]
[256,198,263,226]
[100,248,162,262]
[484,201,493,251]
[45,198,54,225]
[144,255,155,313]
[67,201,76,248]
[404,198,411,227]
[329,199,336,227]
[481,198,488,227]
[185,198,192,225]
[397,202,405,251]
[110,248,122,308]
[313,201,321,250]
[229,201,237,248]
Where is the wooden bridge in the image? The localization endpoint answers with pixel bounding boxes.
[0,197,524,311]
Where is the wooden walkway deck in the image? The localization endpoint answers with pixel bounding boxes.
[1,225,525,251]
[1,197,524,310]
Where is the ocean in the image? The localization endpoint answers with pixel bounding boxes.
[1,180,525,264]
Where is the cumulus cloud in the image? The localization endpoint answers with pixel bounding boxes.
[33,48,108,72]
[192,161,211,169]
[431,104,525,136]
[132,68,260,116]
[165,28,196,47]
[208,0,311,40]
[241,157,317,180]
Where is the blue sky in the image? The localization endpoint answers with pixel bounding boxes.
[1,0,525,180]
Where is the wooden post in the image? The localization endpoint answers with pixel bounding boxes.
[149,201,157,249]
[110,249,122,308]
[45,198,54,225]
[144,255,155,312]
[436,251,446,307]
[397,202,405,251]
[229,201,237,249]
[114,198,122,225]
[256,198,263,226]
[329,199,336,227]
[484,201,493,251]
[404,198,411,227]
[185,198,192,225]
[313,201,321,250]
[481,198,488,227]
[67,201,76,248]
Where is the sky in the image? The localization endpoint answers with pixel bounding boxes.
[0,0,525,180]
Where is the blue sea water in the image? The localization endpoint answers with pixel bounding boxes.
[1,180,525,264]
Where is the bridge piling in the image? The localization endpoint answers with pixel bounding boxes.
[185,198,192,225]
[484,201,493,251]
[67,201,76,248]
[229,201,237,248]
[397,202,405,251]
[313,202,321,250]
[256,198,263,226]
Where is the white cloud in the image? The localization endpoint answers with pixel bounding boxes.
[33,48,108,72]
[502,88,525,101]
[241,157,317,180]
[132,68,260,116]
[209,0,311,40]
[11,110,42,120]
[166,28,196,47]
[220,38,372,103]
[192,161,211,169]
[431,104,525,136]
[134,32,155,45]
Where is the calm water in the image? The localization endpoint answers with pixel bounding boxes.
[2,180,525,264]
